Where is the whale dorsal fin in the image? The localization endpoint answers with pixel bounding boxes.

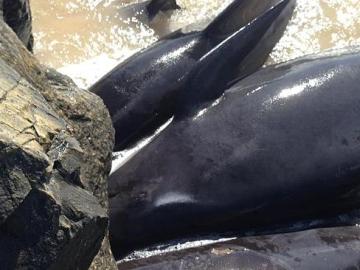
[175,0,294,119]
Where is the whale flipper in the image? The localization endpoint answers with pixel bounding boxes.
[146,0,180,20]
[176,0,295,117]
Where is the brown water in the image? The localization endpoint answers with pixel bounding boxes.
[32,0,360,88]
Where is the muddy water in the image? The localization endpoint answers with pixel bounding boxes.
[32,0,360,89]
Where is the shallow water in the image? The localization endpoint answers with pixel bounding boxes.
[32,0,360,89]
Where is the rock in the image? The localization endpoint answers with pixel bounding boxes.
[44,68,117,270]
[0,0,3,19]
[1,0,34,51]
[0,8,116,270]
[43,68,114,210]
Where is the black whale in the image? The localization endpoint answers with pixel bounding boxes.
[91,0,295,150]
[109,50,360,257]
[119,225,360,270]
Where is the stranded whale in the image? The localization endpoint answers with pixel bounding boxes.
[109,50,360,257]
[91,0,295,150]
[118,225,360,270]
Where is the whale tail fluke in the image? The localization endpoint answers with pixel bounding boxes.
[147,0,181,21]
[176,0,295,118]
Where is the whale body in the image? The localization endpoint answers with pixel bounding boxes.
[109,50,360,257]
[91,0,295,150]
[118,225,360,270]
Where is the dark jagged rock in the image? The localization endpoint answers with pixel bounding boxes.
[0,8,116,270]
[44,67,117,270]
[0,49,106,269]
[1,0,33,51]
[0,0,3,19]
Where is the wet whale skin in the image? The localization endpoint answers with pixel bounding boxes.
[91,0,295,150]
[119,226,360,270]
[109,51,360,257]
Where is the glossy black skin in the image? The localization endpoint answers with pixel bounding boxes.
[90,0,295,151]
[119,226,360,270]
[109,51,360,257]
